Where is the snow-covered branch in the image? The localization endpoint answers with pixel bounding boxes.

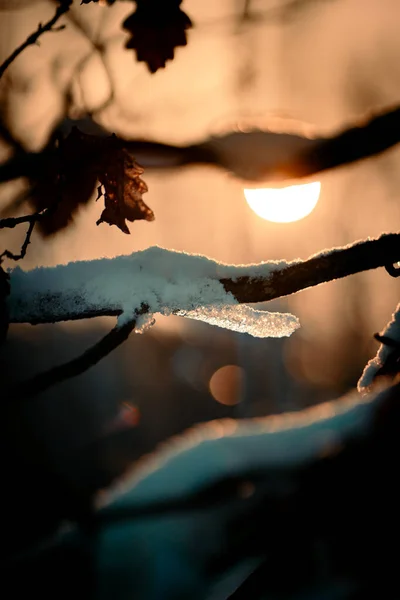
[8,233,400,329]
[80,382,400,600]
[221,231,400,302]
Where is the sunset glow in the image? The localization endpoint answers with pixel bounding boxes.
[244,181,321,223]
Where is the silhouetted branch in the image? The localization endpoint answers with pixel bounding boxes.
[0,1,72,79]
[0,218,36,261]
[287,106,400,180]
[8,313,143,400]
[0,206,58,262]
[0,212,39,229]
[0,211,46,263]
[1,104,400,187]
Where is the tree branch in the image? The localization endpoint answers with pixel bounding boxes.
[8,233,400,326]
[0,209,52,263]
[8,313,143,400]
[0,213,38,229]
[1,104,400,187]
[0,1,72,79]
[220,232,400,303]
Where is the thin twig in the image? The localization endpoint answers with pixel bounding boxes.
[0,210,47,263]
[0,213,39,229]
[0,1,72,79]
[0,218,36,261]
[8,313,144,400]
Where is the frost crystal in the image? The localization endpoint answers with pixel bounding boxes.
[177,304,299,338]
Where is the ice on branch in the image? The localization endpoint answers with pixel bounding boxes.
[8,246,299,338]
[358,303,400,393]
[177,304,299,338]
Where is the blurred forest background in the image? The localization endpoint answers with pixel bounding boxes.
[1,0,400,553]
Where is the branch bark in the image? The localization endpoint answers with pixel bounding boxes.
[220,232,400,303]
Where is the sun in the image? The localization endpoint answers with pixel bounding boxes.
[244,181,321,223]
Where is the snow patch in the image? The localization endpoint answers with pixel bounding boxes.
[358,303,400,393]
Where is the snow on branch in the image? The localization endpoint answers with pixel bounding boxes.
[221,232,400,302]
[8,233,400,333]
[89,382,400,600]
[8,245,299,338]
[358,303,400,393]
[97,386,382,512]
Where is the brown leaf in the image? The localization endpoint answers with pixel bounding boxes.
[123,0,192,73]
[96,135,154,234]
[29,129,152,236]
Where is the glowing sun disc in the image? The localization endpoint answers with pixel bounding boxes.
[244,181,321,223]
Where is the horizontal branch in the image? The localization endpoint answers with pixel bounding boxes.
[220,232,400,302]
[8,233,400,326]
[285,106,400,180]
[2,104,400,187]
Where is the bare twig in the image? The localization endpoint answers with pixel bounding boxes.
[8,312,145,400]
[8,233,400,325]
[0,1,72,79]
[0,210,48,263]
[0,212,39,229]
[0,218,36,261]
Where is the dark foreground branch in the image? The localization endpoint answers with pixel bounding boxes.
[0,1,72,79]
[8,315,141,400]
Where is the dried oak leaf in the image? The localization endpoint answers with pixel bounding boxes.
[96,135,154,234]
[0,265,10,345]
[29,129,152,236]
[123,0,192,73]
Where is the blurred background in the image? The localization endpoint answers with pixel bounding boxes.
[1,0,400,551]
